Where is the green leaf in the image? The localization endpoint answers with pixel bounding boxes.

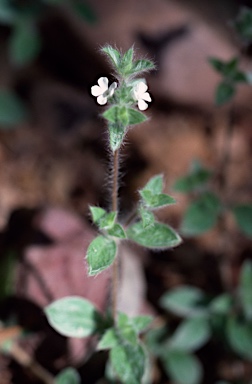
[119,47,134,75]
[142,174,163,195]
[232,204,252,237]
[127,221,182,250]
[162,350,203,384]
[0,90,27,126]
[71,0,97,24]
[130,59,156,75]
[215,81,235,106]
[45,296,101,338]
[101,45,121,68]
[209,293,233,315]
[226,315,252,360]
[108,122,125,152]
[9,19,42,67]
[139,207,155,228]
[239,260,252,320]
[160,286,205,317]
[131,315,153,333]
[107,223,126,239]
[110,343,146,384]
[169,317,211,352]
[127,108,147,125]
[55,368,81,384]
[209,57,238,78]
[140,190,176,209]
[103,105,128,125]
[89,206,106,223]
[98,211,117,230]
[233,7,252,43]
[98,328,118,350]
[86,235,117,275]
[173,166,212,193]
[181,192,221,236]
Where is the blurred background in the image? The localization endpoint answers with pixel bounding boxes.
[0,0,252,383]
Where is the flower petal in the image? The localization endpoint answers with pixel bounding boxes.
[137,81,148,95]
[108,82,117,97]
[138,99,148,111]
[98,77,109,92]
[91,85,103,97]
[97,95,107,105]
[142,92,151,102]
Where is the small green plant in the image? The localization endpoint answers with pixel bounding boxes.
[156,259,252,384]
[44,45,182,383]
[173,160,252,238]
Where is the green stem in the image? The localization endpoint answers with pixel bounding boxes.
[112,149,119,322]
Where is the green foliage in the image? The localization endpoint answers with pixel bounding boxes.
[239,260,252,320]
[55,368,81,384]
[168,316,211,352]
[0,89,27,126]
[98,313,147,384]
[173,163,212,193]
[101,46,155,78]
[86,235,117,275]
[45,296,102,338]
[232,204,252,237]
[215,81,235,106]
[161,349,203,384]
[140,174,176,209]
[209,293,233,315]
[226,315,252,360]
[127,221,182,249]
[160,286,206,317]
[209,57,247,105]
[9,19,42,67]
[233,7,252,44]
[103,105,147,126]
[181,192,221,236]
[139,207,155,228]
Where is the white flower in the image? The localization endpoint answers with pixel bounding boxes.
[133,81,151,111]
[91,77,117,105]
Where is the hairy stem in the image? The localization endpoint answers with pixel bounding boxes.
[112,149,119,322]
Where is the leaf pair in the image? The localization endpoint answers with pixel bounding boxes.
[102,46,155,78]
[98,313,152,384]
[209,57,247,105]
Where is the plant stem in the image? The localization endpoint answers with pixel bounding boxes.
[112,149,119,322]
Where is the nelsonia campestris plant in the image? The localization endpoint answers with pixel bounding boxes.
[44,45,182,384]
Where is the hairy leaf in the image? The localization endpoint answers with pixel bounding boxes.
[86,235,117,275]
[127,221,182,249]
[45,296,101,338]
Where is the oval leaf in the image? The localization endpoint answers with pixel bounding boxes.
[160,286,205,317]
[162,350,203,384]
[169,317,211,352]
[227,315,252,360]
[45,296,101,338]
[86,235,117,275]
[55,368,81,384]
[127,221,182,249]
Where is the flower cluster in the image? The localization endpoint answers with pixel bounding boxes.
[91,77,151,111]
